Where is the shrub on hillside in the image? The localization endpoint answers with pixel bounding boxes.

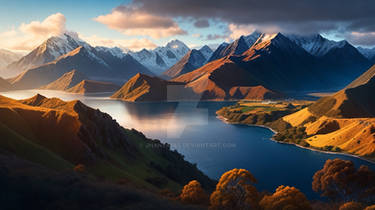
[180,180,208,205]
[210,169,259,210]
[259,185,312,210]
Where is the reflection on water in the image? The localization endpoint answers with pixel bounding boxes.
[1,89,375,200]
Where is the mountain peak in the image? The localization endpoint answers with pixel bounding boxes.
[166,39,188,49]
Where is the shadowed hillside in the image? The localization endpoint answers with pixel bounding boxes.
[0,94,215,193]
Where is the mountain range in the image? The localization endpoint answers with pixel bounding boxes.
[2,31,375,100]
[129,40,190,75]
[165,32,373,100]
[0,49,23,71]
[162,46,212,79]
[5,34,153,90]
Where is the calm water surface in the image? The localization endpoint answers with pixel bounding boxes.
[2,89,375,200]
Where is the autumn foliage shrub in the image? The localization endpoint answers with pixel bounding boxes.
[312,159,375,203]
[365,204,375,210]
[259,185,312,210]
[339,201,364,210]
[74,164,86,173]
[179,180,208,205]
[210,168,260,210]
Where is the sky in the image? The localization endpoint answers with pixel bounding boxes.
[0,0,374,53]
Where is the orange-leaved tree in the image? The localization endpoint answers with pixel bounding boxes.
[259,185,312,210]
[365,204,375,210]
[210,168,259,210]
[339,201,364,210]
[313,159,375,203]
[180,180,209,205]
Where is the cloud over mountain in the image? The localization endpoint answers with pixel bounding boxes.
[0,13,66,51]
[94,5,187,38]
[118,0,375,46]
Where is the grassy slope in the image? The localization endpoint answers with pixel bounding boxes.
[0,94,215,195]
[217,100,375,161]
[0,122,73,171]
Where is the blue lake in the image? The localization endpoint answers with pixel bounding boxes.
[2,89,375,200]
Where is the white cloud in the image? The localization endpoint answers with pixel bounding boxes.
[228,23,281,40]
[80,34,157,51]
[0,13,66,51]
[94,6,187,39]
[346,31,375,46]
[192,33,201,38]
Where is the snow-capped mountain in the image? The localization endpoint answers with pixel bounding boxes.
[243,31,262,47]
[163,49,207,78]
[357,47,375,62]
[198,45,213,61]
[286,34,348,57]
[208,36,249,62]
[7,35,153,89]
[207,42,229,62]
[2,33,93,78]
[129,39,190,75]
[95,46,127,59]
[0,49,22,70]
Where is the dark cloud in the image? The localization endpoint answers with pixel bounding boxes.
[194,19,209,28]
[346,32,375,46]
[130,0,375,33]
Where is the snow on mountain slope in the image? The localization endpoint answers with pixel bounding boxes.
[198,45,213,61]
[129,39,190,75]
[2,33,97,78]
[208,36,250,62]
[0,49,23,70]
[243,31,262,47]
[163,49,207,78]
[357,47,375,61]
[287,34,347,57]
[94,46,126,59]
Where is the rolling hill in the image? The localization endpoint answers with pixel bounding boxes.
[67,80,120,94]
[279,64,375,159]
[40,69,88,91]
[111,73,198,102]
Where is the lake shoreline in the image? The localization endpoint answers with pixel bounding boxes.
[216,115,375,165]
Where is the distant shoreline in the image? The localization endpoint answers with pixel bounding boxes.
[216,115,375,165]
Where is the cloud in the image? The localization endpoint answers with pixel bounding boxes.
[121,0,375,46]
[192,33,202,38]
[0,13,66,51]
[94,5,187,39]
[228,24,256,40]
[194,19,209,28]
[205,34,227,41]
[81,34,157,51]
[19,13,66,37]
[345,32,375,46]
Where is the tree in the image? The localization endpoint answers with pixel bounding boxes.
[312,159,375,203]
[179,180,208,205]
[210,169,259,210]
[365,205,375,210]
[259,185,312,210]
[339,202,364,210]
[74,164,86,173]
